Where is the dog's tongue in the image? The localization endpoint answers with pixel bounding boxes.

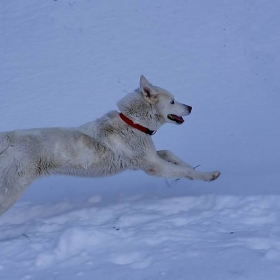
[171,115,184,123]
[175,116,184,122]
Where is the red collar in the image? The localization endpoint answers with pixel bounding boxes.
[119,113,156,135]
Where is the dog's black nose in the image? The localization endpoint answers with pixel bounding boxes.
[185,105,192,113]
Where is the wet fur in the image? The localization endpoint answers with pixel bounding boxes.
[0,76,220,216]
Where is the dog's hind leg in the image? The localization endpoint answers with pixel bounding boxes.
[0,133,10,155]
[0,188,26,216]
[0,158,37,216]
[0,174,36,216]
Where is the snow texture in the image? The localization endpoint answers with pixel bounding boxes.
[1,0,280,279]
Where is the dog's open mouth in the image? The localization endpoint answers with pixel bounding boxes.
[167,114,184,124]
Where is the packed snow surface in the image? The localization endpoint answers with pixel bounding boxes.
[1,0,280,279]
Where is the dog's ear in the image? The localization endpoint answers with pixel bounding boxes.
[140,75,158,104]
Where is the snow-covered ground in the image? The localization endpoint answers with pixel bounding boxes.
[2,195,280,280]
[1,0,280,279]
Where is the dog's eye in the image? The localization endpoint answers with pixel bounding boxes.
[170,100,175,104]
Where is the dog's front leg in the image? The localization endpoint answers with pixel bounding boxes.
[144,157,194,180]
[148,153,220,181]
[157,150,194,169]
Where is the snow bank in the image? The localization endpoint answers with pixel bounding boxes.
[1,195,280,279]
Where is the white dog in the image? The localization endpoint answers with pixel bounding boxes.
[0,76,220,216]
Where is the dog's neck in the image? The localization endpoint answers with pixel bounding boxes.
[119,113,156,135]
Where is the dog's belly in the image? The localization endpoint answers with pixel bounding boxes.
[53,158,128,178]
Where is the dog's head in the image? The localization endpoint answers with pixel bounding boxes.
[139,75,192,126]
[117,75,192,131]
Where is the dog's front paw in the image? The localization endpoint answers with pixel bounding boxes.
[209,171,220,181]
[204,171,220,182]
